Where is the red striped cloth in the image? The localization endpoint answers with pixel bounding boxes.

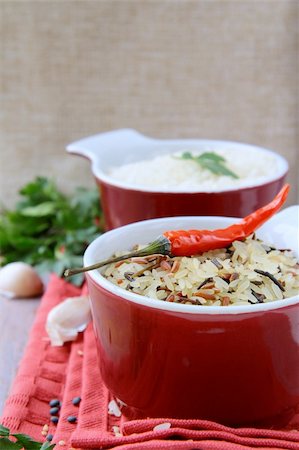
[1,275,299,450]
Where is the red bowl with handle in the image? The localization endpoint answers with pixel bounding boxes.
[84,208,299,426]
[66,129,288,230]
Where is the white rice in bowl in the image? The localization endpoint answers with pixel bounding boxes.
[103,235,299,306]
[108,149,280,191]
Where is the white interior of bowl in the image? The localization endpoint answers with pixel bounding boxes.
[67,129,288,193]
[84,208,299,315]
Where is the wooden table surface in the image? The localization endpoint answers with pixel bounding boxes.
[0,295,40,414]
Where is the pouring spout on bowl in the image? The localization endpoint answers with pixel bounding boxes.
[66,128,154,166]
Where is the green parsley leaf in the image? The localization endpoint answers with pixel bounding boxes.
[0,424,10,436]
[40,442,55,450]
[179,151,239,179]
[0,177,103,285]
[0,437,23,449]
[18,177,65,205]
[20,202,57,217]
[0,424,54,450]
[13,433,42,450]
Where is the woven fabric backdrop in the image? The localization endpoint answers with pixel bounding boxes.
[1,0,298,206]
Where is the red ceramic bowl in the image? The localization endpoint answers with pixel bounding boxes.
[67,129,288,230]
[84,212,299,427]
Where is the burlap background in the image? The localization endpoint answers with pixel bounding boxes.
[1,0,298,207]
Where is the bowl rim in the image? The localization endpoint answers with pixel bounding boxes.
[84,216,298,316]
[93,139,289,193]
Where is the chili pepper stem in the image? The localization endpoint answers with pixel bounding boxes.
[64,235,171,278]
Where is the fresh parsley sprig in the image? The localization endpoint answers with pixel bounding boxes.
[0,177,103,286]
[0,424,54,449]
[178,151,239,179]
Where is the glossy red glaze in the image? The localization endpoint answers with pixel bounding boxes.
[86,275,299,426]
[96,176,287,230]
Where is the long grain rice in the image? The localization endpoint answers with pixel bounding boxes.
[103,236,299,306]
[108,149,279,192]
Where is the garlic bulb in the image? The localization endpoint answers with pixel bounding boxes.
[46,295,91,346]
[0,262,44,298]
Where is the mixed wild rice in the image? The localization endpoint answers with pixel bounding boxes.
[103,235,299,306]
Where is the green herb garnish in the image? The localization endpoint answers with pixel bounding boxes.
[178,151,239,179]
[0,424,55,449]
[0,177,103,286]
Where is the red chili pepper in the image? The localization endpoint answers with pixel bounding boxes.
[64,184,290,277]
[164,184,290,256]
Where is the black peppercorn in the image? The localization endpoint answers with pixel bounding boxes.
[50,416,59,424]
[49,399,60,407]
[72,396,81,406]
[67,415,77,424]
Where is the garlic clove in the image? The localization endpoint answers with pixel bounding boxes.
[0,262,44,298]
[0,289,15,299]
[108,400,122,417]
[46,295,91,346]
